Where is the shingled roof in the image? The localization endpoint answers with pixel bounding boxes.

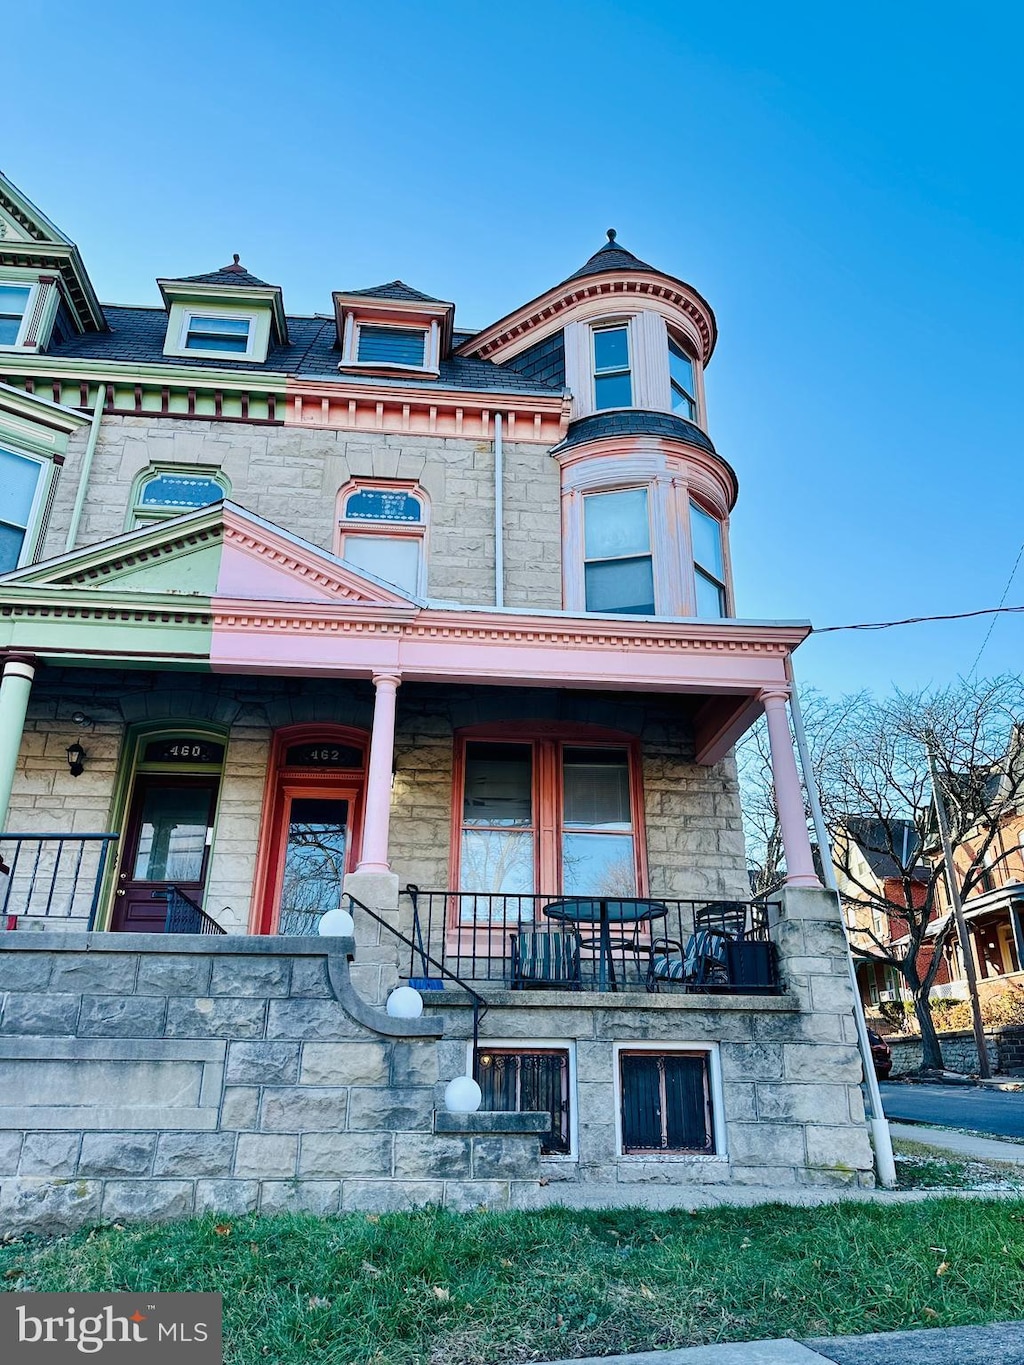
[170,256,275,289]
[343,280,447,304]
[563,230,661,283]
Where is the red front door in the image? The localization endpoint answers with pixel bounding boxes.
[111,775,219,932]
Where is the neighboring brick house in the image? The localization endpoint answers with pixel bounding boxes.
[0,171,873,1226]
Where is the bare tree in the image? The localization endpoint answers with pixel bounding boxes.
[738,676,1024,1071]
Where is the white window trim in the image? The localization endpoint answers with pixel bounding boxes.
[689,497,728,619]
[336,480,429,596]
[591,319,634,412]
[163,302,270,363]
[612,1040,728,1161]
[668,333,699,421]
[0,279,40,352]
[341,317,438,375]
[582,486,656,615]
[466,1038,578,1160]
[0,442,53,571]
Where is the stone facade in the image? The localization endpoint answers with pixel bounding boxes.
[7,671,749,933]
[44,418,562,611]
[0,888,874,1232]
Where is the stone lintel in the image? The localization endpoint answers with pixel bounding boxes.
[434,1111,550,1135]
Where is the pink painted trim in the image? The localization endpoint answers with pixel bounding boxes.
[760,689,821,888]
[357,673,401,872]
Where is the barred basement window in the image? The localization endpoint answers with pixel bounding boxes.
[477,1048,571,1155]
[619,1051,714,1154]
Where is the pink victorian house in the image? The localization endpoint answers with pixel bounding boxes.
[0,175,873,1212]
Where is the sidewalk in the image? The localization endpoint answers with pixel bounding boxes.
[889,1122,1024,1163]
[536,1319,1024,1363]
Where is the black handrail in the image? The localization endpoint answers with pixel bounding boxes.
[0,832,119,929]
[350,887,488,1080]
[155,885,227,935]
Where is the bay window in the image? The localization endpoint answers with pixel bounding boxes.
[689,499,727,617]
[593,325,632,409]
[583,488,655,614]
[669,336,697,420]
[457,737,640,911]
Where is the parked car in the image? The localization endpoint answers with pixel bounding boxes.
[867,1028,893,1080]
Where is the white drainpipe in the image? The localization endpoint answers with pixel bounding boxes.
[493,411,504,608]
[64,383,107,553]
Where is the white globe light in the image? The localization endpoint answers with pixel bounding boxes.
[444,1075,482,1114]
[386,986,424,1019]
[318,907,355,937]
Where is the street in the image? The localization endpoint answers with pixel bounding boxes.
[879,1081,1024,1138]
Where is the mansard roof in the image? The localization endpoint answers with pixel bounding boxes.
[551,409,718,456]
[562,230,660,284]
[44,304,564,395]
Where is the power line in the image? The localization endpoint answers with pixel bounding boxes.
[813,604,1024,634]
[968,539,1024,676]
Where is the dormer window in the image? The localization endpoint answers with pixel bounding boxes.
[669,336,697,420]
[593,326,632,409]
[0,284,33,346]
[183,313,253,355]
[356,324,427,368]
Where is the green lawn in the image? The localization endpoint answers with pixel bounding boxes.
[3,1200,1024,1364]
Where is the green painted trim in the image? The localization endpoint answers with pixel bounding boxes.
[0,352,288,393]
[0,380,91,447]
[124,464,232,533]
[163,300,273,364]
[158,280,289,345]
[98,720,230,931]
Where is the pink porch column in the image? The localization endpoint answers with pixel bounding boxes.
[357,672,401,873]
[759,687,821,888]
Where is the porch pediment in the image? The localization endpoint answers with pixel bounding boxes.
[2,502,421,610]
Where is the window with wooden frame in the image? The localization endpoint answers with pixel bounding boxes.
[618,1050,715,1154]
[583,487,655,614]
[668,334,698,420]
[129,466,230,528]
[336,480,427,596]
[592,324,632,409]
[0,443,50,573]
[476,1048,572,1155]
[454,732,644,916]
[0,282,35,348]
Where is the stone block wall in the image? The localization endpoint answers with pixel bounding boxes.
[0,937,547,1233]
[887,1025,1024,1076]
[45,418,562,610]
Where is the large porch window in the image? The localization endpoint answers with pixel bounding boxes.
[456,735,642,916]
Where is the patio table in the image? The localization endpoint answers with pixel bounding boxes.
[541,897,668,992]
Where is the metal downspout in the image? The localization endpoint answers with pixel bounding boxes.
[785,658,898,1189]
[64,383,106,553]
[493,412,504,608]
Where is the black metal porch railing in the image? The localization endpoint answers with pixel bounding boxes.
[156,885,227,935]
[0,833,119,930]
[403,887,781,994]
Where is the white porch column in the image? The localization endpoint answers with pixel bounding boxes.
[356,671,401,874]
[760,687,821,888]
[0,655,36,832]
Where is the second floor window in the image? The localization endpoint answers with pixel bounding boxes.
[0,284,33,347]
[0,445,46,573]
[593,326,632,409]
[690,500,727,617]
[131,468,230,527]
[337,483,426,596]
[669,336,697,420]
[584,488,655,614]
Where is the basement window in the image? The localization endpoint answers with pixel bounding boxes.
[477,1048,572,1155]
[619,1050,715,1154]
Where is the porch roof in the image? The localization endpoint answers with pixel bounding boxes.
[0,502,811,764]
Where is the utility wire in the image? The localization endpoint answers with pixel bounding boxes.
[813,603,1024,634]
[967,539,1024,676]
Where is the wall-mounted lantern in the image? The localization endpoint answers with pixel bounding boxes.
[66,741,87,777]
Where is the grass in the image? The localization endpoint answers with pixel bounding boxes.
[893,1138,1024,1192]
[3,1200,1024,1364]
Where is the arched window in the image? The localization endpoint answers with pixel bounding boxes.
[129,466,230,528]
[335,479,427,596]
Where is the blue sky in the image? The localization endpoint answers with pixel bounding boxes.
[5,0,1021,699]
